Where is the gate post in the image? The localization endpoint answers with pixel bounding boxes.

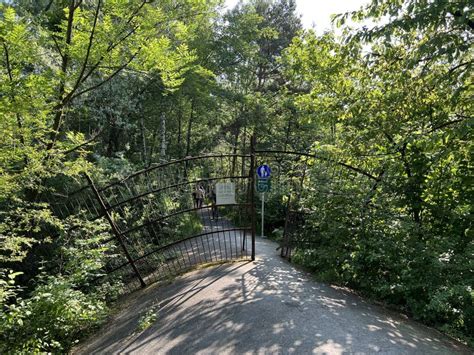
[282,194,292,257]
[250,135,256,261]
[85,174,146,288]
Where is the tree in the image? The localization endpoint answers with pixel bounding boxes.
[281,0,473,339]
[0,2,219,350]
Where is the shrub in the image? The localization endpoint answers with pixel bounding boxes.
[0,273,108,353]
[0,215,120,353]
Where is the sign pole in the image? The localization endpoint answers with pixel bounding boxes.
[256,163,271,239]
[261,192,265,238]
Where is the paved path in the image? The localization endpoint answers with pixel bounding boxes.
[77,236,470,354]
[126,207,250,290]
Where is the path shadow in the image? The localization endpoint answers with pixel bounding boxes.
[78,238,470,354]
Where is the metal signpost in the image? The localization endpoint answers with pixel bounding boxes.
[256,164,271,238]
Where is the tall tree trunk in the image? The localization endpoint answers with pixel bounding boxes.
[148,124,159,167]
[3,43,24,146]
[177,106,182,157]
[399,143,423,225]
[47,0,76,150]
[140,115,147,166]
[184,100,194,178]
[185,100,194,158]
[106,119,119,157]
[160,113,166,161]
[231,128,239,177]
[241,126,247,176]
[284,117,292,151]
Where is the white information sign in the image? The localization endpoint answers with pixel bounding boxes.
[216,182,236,205]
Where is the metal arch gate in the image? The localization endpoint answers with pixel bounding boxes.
[60,142,257,292]
[56,136,380,292]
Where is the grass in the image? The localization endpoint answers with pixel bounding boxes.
[137,305,159,332]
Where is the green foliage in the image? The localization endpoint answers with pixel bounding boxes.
[176,213,204,238]
[0,274,108,353]
[159,211,203,246]
[1,0,472,348]
[0,217,118,353]
[137,305,159,332]
[257,191,287,236]
[1,0,218,347]
[282,0,473,343]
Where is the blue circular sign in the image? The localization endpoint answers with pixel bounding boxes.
[257,164,271,179]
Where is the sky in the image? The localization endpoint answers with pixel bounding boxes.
[224,0,370,34]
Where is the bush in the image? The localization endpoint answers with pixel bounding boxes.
[0,215,120,353]
[0,273,108,353]
[292,211,474,345]
[288,173,474,345]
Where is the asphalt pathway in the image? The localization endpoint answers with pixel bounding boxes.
[77,217,470,354]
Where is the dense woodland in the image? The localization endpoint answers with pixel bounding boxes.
[0,0,472,351]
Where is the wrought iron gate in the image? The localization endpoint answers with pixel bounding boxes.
[58,142,256,292]
[55,135,379,293]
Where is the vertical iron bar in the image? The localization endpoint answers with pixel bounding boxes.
[171,245,182,273]
[191,238,199,265]
[282,194,292,257]
[85,174,146,288]
[184,240,193,266]
[205,208,213,262]
[164,249,176,275]
[242,204,246,251]
[166,246,178,275]
[233,213,239,258]
[250,135,256,261]
[226,226,232,260]
[222,221,228,261]
[177,242,187,269]
[210,209,218,261]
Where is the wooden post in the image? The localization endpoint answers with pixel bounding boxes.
[85,174,146,288]
[250,135,256,261]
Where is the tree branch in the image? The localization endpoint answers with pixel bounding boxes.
[254,150,381,181]
[63,128,104,155]
[70,0,102,97]
[43,0,54,13]
[2,41,13,82]
[52,35,65,60]
[61,24,140,106]
[3,41,25,145]
[73,0,83,10]
[70,51,139,101]
[427,116,468,134]
[47,0,76,151]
